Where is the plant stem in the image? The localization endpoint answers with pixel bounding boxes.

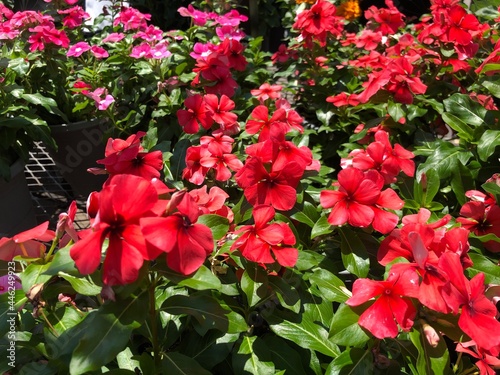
[149,274,161,372]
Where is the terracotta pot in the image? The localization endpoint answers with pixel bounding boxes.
[0,159,37,237]
[47,119,109,198]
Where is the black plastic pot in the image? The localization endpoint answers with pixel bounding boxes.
[0,159,37,237]
[47,119,109,198]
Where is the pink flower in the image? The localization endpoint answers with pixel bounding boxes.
[90,45,109,59]
[67,41,90,57]
[102,32,126,43]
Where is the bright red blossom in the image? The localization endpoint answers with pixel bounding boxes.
[230,205,298,267]
[70,175,161,286]
[346,267,420,339]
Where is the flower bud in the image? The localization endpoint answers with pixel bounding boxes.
[423,323,440,347]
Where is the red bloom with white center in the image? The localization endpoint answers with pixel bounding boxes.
[346,266,420,339]
[177,94,214,134]
[230,205,298,267]
[235,157,304,211]
[141,191,214,275]
[0,222,55,261]
[70,174,162,285]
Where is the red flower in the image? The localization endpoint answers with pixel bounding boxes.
[245,105,287,141]
[250,83,282,102]
[235,157,303,211]
[70,174,161,285]
[320,168,402,232]
[0,222,55,261]
[204,94,238,129]
[457,201,500,253]
[230,205,298,267]
[446,5,480,46]
[97,132,163,181]
[141,191,214,275]
[346,266,420,339]
[177,94,213,134]
[456,341,500,375]
[182,145,210,185]
[219,38,247,71]
[439,252,500,351]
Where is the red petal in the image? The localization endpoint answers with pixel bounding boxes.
[327,199,349,226]
[102,233,145,285]
[337,168,364,195]
[358,297,399,339]
[70,228,106,275]
[388,295,416,331]
[252,205,276,229]
[272,245,298,267]
[371,207,399,234]
[347,278,385,306]
[347,201,375,228]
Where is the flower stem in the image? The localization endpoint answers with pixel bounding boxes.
[149,274,160,371]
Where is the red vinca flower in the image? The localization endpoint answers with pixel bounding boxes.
[0,221,55,261]
[346,266,420,339]
[439,252,500,351]
[97,131,163,181]
[235,157,304,211]
[320,168,403,233]
[70,174,161,286]
[177,94,214,134]
[141,191,214,275]
[230,205,298,267]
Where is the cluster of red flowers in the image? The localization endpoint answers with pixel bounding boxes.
[321,129,412,234]
[347,207,500,362]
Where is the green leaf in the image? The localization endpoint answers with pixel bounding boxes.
[197,214,229,240]
[57,272,101,296]
[408,326,451,375]
[268,275,301,313]
[116,348,141,371]
[325,348,373,375]
[263,336,308,375]
[69,292,148,375]
[19,262,52,293]
[0,290,27,337]
[240,263,269,307]
[481,74,500,98]
[268,313,340,358]
[163,293,246,335]
[466,253,500,284]
[311,214,333,239]
[417,141,472,180]
[329,304,370,347]
[232,336,275,375]
[162,264,222,290]
[43,245,79,276]
[477,130,500,162]
[441,113,474,141]
[161,352,211,375]
[339,227,370,278]
[388,101,405,122]
[450,161,474,205]
[443,93,487,127]
[170,138,191,180]
[308,269,350,303]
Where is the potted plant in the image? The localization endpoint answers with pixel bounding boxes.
[0,0,175,196]
[0,46,55,235]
